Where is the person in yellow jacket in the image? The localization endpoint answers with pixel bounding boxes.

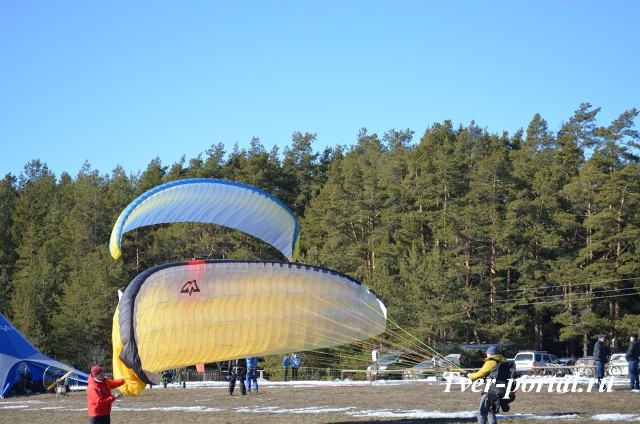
[468,346,507,424]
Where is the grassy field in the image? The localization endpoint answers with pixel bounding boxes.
[1,378,638,423]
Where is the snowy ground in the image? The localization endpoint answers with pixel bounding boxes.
[2,373,639,422]
[190,375,640,421]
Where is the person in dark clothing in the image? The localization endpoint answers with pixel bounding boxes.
[282,354,291,381]
[625,333,640,390]
[593,334,609,389]
[22,369,32,395]
[228,358,247,395]
[245,357,259,393]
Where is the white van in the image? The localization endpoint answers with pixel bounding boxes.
[513,351,562,375]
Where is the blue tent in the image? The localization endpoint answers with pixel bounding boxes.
[0,312,88,398]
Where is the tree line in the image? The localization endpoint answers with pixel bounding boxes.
[1,103,639,371]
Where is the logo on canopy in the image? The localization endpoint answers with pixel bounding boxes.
[180,280,201,296]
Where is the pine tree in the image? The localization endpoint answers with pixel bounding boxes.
[0,174,18,313]
[52,248,125,369]
[459,127,515,341]
[281,131,322,217]
[10,161,60,349]
[577,109,640,335]
[504,112,579,350]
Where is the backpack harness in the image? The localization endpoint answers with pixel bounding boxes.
[486,360,517,413]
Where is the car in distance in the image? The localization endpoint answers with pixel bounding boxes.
[574,354,626,378]
[608,353,628,367]
[513,351,564,376]
[607,353,628,377]
[402,359,437,380]
[558,357,577,366]
[574,356,595,377]
[366,351,420,380]
[402,354,462,380]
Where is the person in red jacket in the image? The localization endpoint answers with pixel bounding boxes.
[86,365,125,424]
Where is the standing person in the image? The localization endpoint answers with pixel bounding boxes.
[291,353,301,381]
[22,368,32,395]
[468,346,512,424]
[87,365,124,424]
[282,354,291,381]
[625,333,640,391]
[228,358,247,395]
[245,356,259,394]
[593,334,609,390]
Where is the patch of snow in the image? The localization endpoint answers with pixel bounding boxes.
[117,405,224,412]
[592,414,640,421]
[0,404,29,409]
[236,406,356,414]
[347,409,477,419]
[506,413,579,420]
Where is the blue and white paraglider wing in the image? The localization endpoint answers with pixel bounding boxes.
[109,178,300,260]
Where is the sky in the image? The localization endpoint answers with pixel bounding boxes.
[2,1,639,179]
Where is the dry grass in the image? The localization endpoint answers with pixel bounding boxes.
[1,380,638,424]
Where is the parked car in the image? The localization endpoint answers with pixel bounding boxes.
[402,354,462,380]
[440,353,462,368]
[606,353,628,377]
[575,356,595,377]
[366,351,420,380]
[557,357,577,374]
[402,360,437,380]
[573,354,626,378]
[513,351,564,376]
[558,357,577,366]
[608,353,628,367]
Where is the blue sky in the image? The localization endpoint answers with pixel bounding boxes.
[2,1,639,178]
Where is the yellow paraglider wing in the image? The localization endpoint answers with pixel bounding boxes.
[112,304,149,396]
[113,260,387,395]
